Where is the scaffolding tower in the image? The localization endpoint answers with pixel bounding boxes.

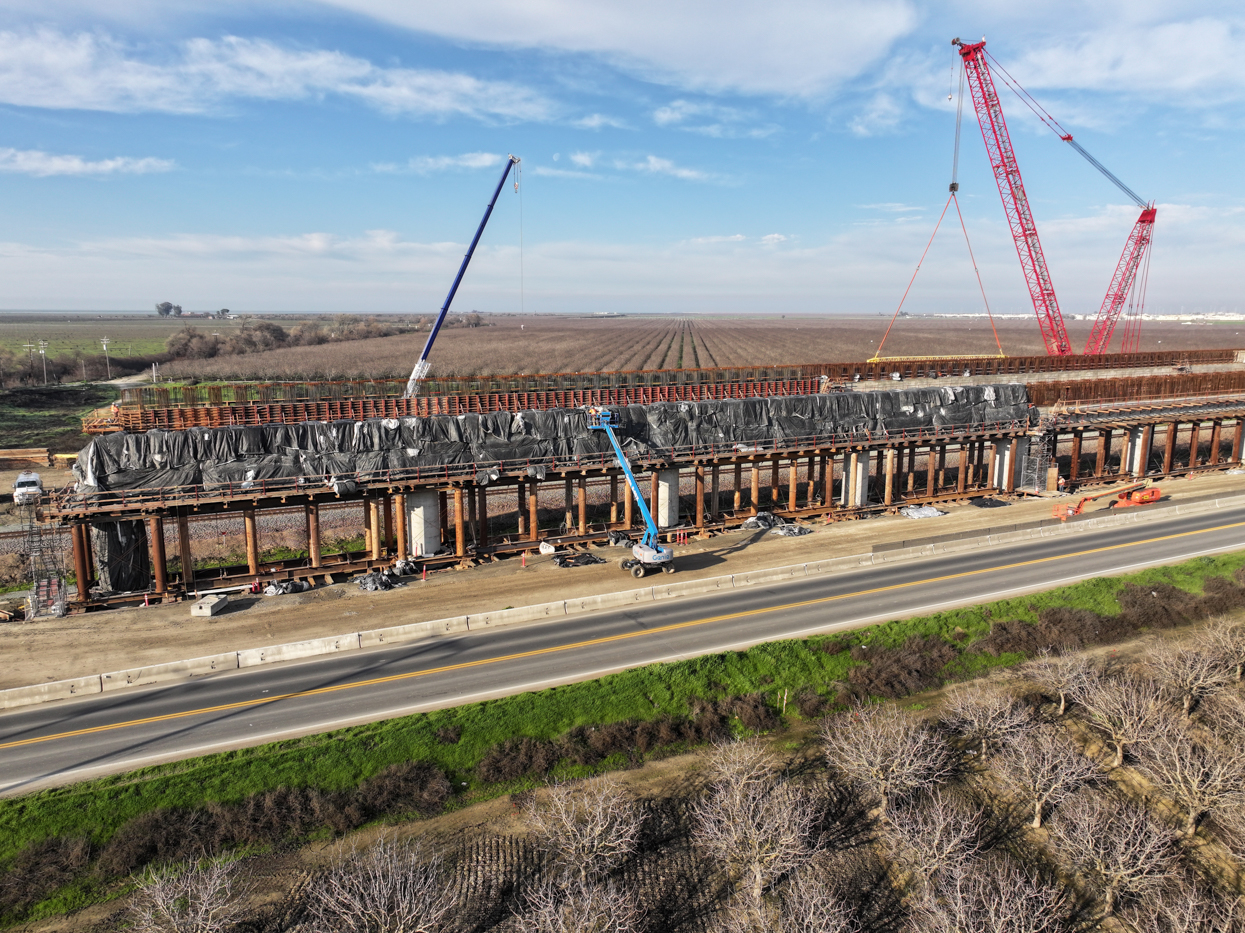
[21,503,66,619]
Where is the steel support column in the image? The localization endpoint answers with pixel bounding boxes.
[454,487,466,559]
[177,514,192,588]
[696,464,706,528]
[148,516,167,594]
[957,444,968,494]
[244,509,259,575]
[884,448,896,506]
[72,524,90,600]
[577,477,587,536]
[308,503,322,567]
[1210,420,1223,465]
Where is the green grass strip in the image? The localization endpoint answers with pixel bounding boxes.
[3,549,1244,866]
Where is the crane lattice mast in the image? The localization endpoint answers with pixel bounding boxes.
[955,38,1072,356]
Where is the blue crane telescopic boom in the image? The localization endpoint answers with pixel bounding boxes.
[403,154,520,398]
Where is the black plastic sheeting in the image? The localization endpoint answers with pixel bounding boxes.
[92,519,150,593]
[74,385,1035,493]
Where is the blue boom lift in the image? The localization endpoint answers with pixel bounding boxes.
[587,408,674,578]
[403,154,521,399]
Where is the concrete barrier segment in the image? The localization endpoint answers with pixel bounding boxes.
[653,577,734,600]
[0,675,102,710]
[359,620,437,648]
[467,601,567,630]
[237,633,363,668]
[100,653,239,693]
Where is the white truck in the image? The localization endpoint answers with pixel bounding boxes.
[12,471,43,506]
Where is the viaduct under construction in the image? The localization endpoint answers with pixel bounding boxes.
[31,347,1245,614]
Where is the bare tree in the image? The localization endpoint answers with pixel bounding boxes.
[1195,616,1245,683]
[820,705,955,818]
[523,777,642,885]
[303,837,454,933]
[992,726,1100,829]
[1072,672,1168,767]
[1147,642,1234,715]
[1025,651,1095,717]
[908,857,1072,933]
[1200,691,1245,745]
[128,859,247,933]
[722,870,863,933]
[942,683,1032,758]
[515,878,641,933]
[884,790,982,887]
[1134,718,1245,838]
[1123,884,1245,933]
[691,740,819,911]
[1048,795,1177,918]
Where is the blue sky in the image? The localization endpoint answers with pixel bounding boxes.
[0,1,1241,317]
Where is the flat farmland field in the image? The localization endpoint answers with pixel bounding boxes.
[0,314,257,359]
[162,314,1245,381]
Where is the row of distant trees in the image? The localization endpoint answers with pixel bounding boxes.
[163,317,408,361]
[155,302,230,319]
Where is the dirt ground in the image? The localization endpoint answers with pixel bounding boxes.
[4,470,1245,690]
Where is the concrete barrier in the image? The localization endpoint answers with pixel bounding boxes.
[100,653,238,693]
[733,564,807,587]
[565,588,652,615]
[653,576,734,600]
[467,600,566,630]
[359,620,438,648]
[237,633,362,668]
[0,675,102,710]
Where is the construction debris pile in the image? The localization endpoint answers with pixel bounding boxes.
[73,385,1035,493]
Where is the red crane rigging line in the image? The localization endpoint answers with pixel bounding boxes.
[951,193,1005,357]
[954,39,1072,356]
[1120,226,1154,354]
[873,193,955,360]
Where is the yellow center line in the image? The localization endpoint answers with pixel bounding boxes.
[3,517,1243,752]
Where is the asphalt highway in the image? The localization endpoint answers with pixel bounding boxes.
[4,506,1245,795]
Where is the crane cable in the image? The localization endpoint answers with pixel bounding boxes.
[874,62,1003,361]
[516,160,525,315]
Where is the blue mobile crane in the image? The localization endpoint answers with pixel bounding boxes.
[587,408,674,578]
[403,154,521,399]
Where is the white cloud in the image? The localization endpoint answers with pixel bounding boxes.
[0,147,173,176]
[621,154,712,181]
[0,28,556,120]
[574,113,630,130]
[372,152,503,174]
[314,0,918,98]
[761,233,788,244]
[652,98,777,138]
[689,234,746,244]
[530,165,600,179]
[569,151,598,167]
[849,92,903,136]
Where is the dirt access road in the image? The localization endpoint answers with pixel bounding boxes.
[3,471,1245,690]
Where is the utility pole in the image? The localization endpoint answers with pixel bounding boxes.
[38,340,48,385]
[100,336,111,379]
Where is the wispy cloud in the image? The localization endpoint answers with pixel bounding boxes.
[761,233,788,244]
[859,202,923,212]
[371,152,503,174]
[574,113,629,130]
[569,151,599,167]
[531,165,600,179]
[653,99,778,138]
[0,147,173,176]
[619,154,712,181]
[0,29,557,121]
[689,234,746,243]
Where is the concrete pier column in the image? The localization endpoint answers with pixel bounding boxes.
[696,465,706,528]
[623,478,634,530]
[846,452,858,506]
[1126,427,1152,477]
[650,471,660,525]
[993,437,1026,493]
[1163,423,1178,474]
[563,478,574,532]
[528,481,540,540]
[657,468,680,528]
[439,490,449,546]
[818,453,829,506]
[937,445,947,489]
[369,499,383,560]
[1210,421,1223,465]
[770,459,780,506]
[710,464,720,518]
[406,490,440,558]
[609,476,618,525]
[577,477,587,536]
[308,503,322,567]
[453,487,466,558]
[1188,422,1202,468]
[750,465,760,516]
[244,509,260,575]
[926,446,937,498]
[1095,430,1111,477]
[1070,431,1083,481]
[149,516,167,594]
[177,514,192,588]
[734,462,743,512]
[884,448,897,505]
[957,444,968,494]
[479,485,491,547]
[849,452,869,508]
[806,455,817,506]
[1233,420,1245,464]
[517,481,527,538]
[72,524,91,600]
[383,496,394,551]
[787,458,799,511]
[985,441,998,489]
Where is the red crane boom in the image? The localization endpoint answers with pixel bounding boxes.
[1083,207,1156,354]
[955,38,1072,356]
